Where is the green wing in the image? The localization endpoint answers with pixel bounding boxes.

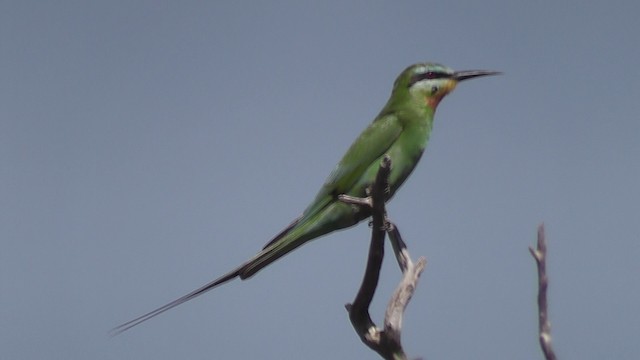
[302,113,403,217]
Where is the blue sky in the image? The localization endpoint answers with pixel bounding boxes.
[2,1,639,359]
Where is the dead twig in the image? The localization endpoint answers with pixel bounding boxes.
[529,223,558,360]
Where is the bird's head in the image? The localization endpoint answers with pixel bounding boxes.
[392,63,500,109]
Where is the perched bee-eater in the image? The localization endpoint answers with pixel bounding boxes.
[112,63,499,334]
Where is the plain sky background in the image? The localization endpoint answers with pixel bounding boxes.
[2,1,639,359]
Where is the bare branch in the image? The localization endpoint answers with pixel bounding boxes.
[340,156,426,360]
[383,251,426,349]
[529,223,558,360]
[384,223,426,348]
[342,156,390,356]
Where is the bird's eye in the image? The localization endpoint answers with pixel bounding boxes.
[408,70,451,87]
[431,86,439,94]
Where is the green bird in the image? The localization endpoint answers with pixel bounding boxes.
[112,63,498,334]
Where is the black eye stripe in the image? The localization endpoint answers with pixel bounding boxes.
[408,71,452,87]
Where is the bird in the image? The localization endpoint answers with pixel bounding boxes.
[111,62,499,335]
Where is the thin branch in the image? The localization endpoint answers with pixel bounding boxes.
[341,156,390,355]
[529,223,558,360]
[387,223,409,272]
[383,229,426,350]
[340,156,426,360]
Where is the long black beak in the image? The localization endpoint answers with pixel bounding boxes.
[454,70,501,82]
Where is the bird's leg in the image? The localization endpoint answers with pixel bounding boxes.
[338,194,372,208]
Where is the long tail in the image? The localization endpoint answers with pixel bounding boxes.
[110,218,310,336]
[111,208,345,335]
[109,265,242,336]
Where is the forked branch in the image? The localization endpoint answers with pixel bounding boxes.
[339,156,426,360]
